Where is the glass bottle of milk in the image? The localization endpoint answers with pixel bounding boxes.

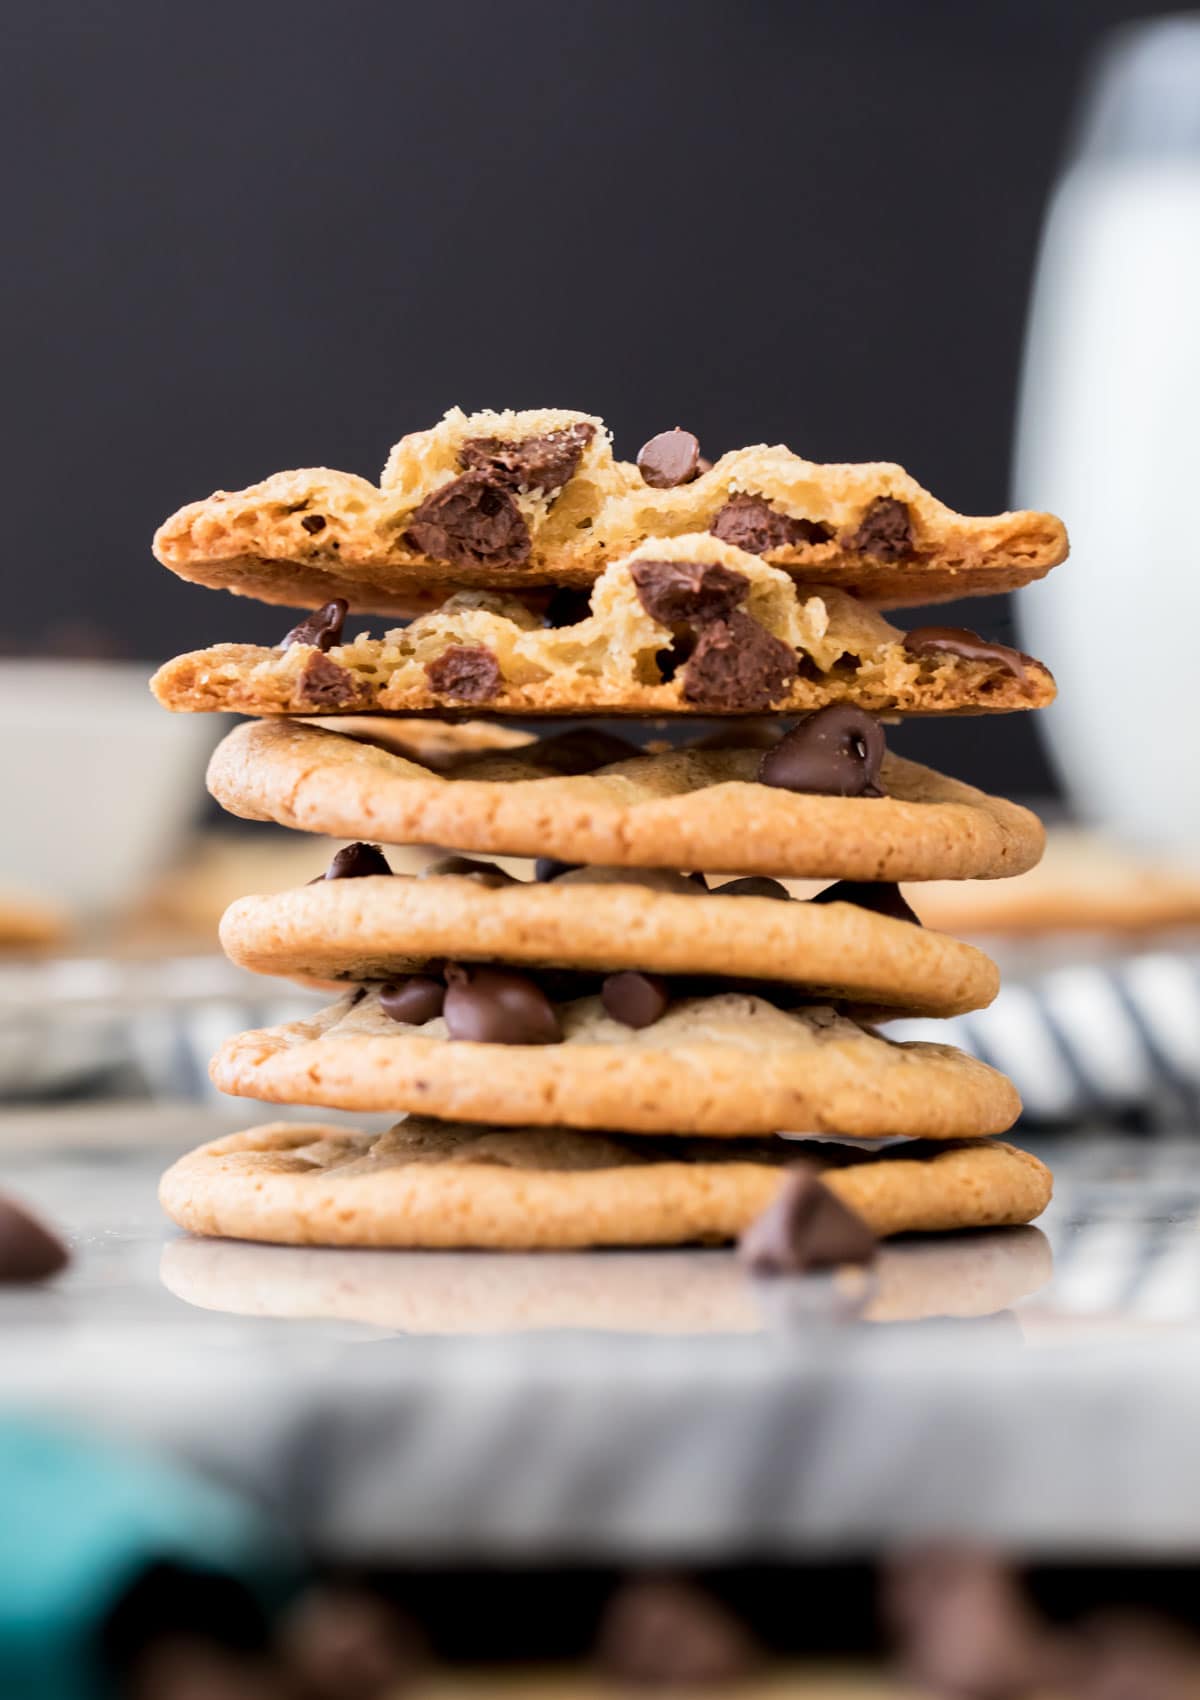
[1015,15,1200,854]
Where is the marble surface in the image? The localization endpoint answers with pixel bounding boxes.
[3,1105,1200,1561]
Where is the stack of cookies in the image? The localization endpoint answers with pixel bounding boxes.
[154,408,1064,1263]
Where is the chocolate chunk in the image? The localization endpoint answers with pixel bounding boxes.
[535,857,579,882]
[845,495,913,560]
[714,876,791,900]
[297,651,359,709]
[810,879,919,924]
[443,965,562,1044]
[904,625,1031,681]
[0,1193,69,1281]
[424,645,501,703]
[601,971,671,1029]
[532,728,641,775]
[299,512,327,535]
[595,1578,761,1689]
[458,422,595,494]
[681,611,799,711]
[636,427,703,489]
[281,598,348,652]
[541,586,592,629]
[404,471,531,569]
[738,1166,876,1272]
[380,976,446,1025]
[630,558,748,625]
[324,842,392,880]
[710,492,831,553]
[421,854,515,886]
[758,705,886,796]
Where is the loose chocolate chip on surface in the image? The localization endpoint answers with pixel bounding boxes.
[281,598,348,652]
[443,965,562,1044]
[845,495,913,560]
[532,728,642,775]
[380,976,446,1026]
[298,651,359,709]
[595,1577,761,1689]
[458,422,595,494]
[710,492,831,554]
[758,705,886,796]
[739,1166,876,1272]
[0,1193,69,1282]
[681,610,799,711]
[424,645,502,704]
[541,586,593,628]
[715,876,791,900]
[810,879,920,924]
[421,854,515,886]
[636,427,703,489]
[299,513,327,535]
[630,558,748,625]
[535,857,580,882]
[904,625,1030,680]
[404,471,531,569]
[324,842,392,880]
[602,971,672,1029]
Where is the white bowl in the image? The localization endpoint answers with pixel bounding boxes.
[0,661,220,918]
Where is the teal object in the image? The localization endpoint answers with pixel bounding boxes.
[0,1418,293,1700]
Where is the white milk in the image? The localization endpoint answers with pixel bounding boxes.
[1014,18,1200,853]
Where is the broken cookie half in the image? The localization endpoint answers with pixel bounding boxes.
[153,405,1068,613]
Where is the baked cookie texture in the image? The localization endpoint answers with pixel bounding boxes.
[207,719,1046,882]
[208,988,1022,1137]
[153,406,1068,613]
[218,872,1001,1019]
[158,1119,1052,1248]
[151,537,1055,720]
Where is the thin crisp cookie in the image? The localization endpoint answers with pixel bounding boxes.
[218,871,1000,1019]
[153,405,1068,612]
[152,537,1055,719]
[207,719,1046,882]
[159,1120,1053,1249]
[208,988,1022,1138]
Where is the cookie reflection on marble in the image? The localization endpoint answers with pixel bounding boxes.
[159,1227,1051,1338]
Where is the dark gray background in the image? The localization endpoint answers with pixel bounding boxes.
[3,0,1167,794]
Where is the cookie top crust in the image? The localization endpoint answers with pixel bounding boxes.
[153,405,1068,612]
[207,719,1046,882]
[151,536,1056,721]
[209,986,1022,1138]
[159,1118,1052,1249]
[218,868,1000,1019]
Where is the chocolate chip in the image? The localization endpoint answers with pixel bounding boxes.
[443,965,562,1044]
[404,471,531,569]
[421,854,515,886]
[710,492,831,553]
[739,1166,876,1272]
[601,971,671,1029]
[299,513,327,535]
[714,876,791,900]
[297,651,359,709]
[424,645,501,703]
[681,611,799,711]
[758,705,886,796]
[630,559,748,625]
[810,879,919,924]
[541,587,592,628]
[904,625,1031,681]
[532,728,641,775]
[845,495,913,560]
[380,976,446,1025]
[458,422,595,494]
[595,1578,761,1689]
[636,427,703,489]
[281,598,348,652]
[535,857,579,882]
[324,842,392,880]
[0,1193,69,1281]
